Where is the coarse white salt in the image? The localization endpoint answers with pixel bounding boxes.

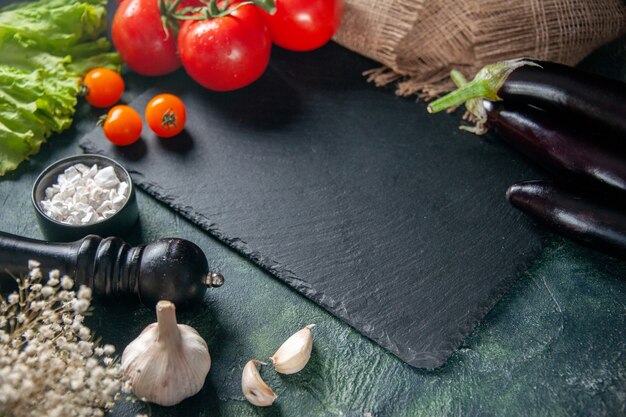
[40,163,129,225]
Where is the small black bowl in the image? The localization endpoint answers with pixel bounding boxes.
[32,154,139,242]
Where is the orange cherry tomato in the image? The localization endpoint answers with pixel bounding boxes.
[101,105,142,146]
[83,68,125,108]
[145,94,186,138]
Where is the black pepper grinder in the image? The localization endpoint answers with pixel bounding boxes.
[0,231,224,308]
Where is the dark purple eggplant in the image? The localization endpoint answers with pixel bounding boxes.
[482,100,626,194]
[507,180,626,259]
[428,59,626,135]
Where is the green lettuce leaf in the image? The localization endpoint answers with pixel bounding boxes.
[0,0,120,176]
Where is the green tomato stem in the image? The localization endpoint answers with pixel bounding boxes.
[158,0,181,39]
[173,0,275,20]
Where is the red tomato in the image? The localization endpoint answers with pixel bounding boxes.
[177,4,271,91]
[102,105,143,146]
[83,68,124,108]
[145,94,186,138]
[262,0,343,51]
[112,0,181,76]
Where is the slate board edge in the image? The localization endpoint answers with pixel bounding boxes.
[79,138,547,369]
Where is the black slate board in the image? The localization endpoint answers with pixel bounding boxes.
[81,44,544,368]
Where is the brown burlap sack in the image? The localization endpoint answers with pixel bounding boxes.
[333,0,626,96]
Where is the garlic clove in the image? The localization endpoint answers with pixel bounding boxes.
[269,324,315,375]
[242,360,277,407]
[121,300,211,406]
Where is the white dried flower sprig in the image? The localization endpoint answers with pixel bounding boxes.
[0,260,130,417]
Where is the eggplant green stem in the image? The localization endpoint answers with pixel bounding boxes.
[427,59,541,114]
[450,69,468,88]
[450,69,488,135]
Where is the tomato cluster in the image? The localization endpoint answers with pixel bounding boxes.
[100,94,186,146]
[111,0,344,91]
[82,68,186,145]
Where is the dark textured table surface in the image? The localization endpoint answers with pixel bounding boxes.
[80,42,545,369]
[1,27,625,417]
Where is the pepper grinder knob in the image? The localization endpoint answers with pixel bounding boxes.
[135,237,224,307]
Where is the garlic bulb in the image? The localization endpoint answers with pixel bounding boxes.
[121,300,211,406]
[269,324,315,374]
[242,360,277,407]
